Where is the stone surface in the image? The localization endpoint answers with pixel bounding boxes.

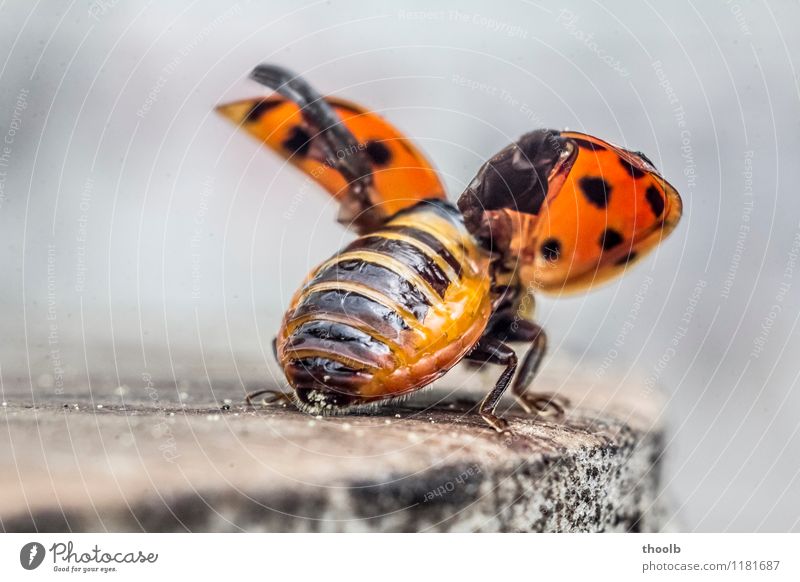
[0,362,666,532]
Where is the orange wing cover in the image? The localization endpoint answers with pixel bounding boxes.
[217,96,446,223]
[521,131,682,293]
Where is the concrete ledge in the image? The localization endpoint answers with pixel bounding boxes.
[0,365,666,532]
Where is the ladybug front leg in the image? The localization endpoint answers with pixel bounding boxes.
[465,336,518,434]
[503,319,568,418]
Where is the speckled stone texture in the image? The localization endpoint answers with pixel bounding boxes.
[0,362,666,532]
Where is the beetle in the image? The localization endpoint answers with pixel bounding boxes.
[216,64,682,433]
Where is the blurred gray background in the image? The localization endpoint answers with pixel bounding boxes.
[1,0,798,531]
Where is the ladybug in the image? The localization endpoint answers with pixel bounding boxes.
[217,64,682,433]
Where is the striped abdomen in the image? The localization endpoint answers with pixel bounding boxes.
[277,200,492,413]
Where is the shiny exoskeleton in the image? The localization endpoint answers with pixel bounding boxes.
[218,64,682,433]
[280,200,493,413]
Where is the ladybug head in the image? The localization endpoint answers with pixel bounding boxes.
[457,129,577,258]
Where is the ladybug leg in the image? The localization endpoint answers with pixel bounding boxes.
[245,389,294,408]
[465,336,518,434]
[482,313,568,418]
[462,294,518,369]
[246,336,295,407]
[505,322,568,419]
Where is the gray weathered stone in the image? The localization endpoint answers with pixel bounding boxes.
[0,362,666,532]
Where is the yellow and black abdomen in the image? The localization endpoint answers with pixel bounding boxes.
[277,200,492,414]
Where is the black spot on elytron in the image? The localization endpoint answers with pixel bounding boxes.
[619,157,647,179]
[572,137,607,152]
[541,238,561,262]
[579,176,612,209]
[365,140,392,166]
[282,126,312,157]
[599,228,624,251]
[615,251,637,266]
[244,99,283,123]
[645,184,665,218]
